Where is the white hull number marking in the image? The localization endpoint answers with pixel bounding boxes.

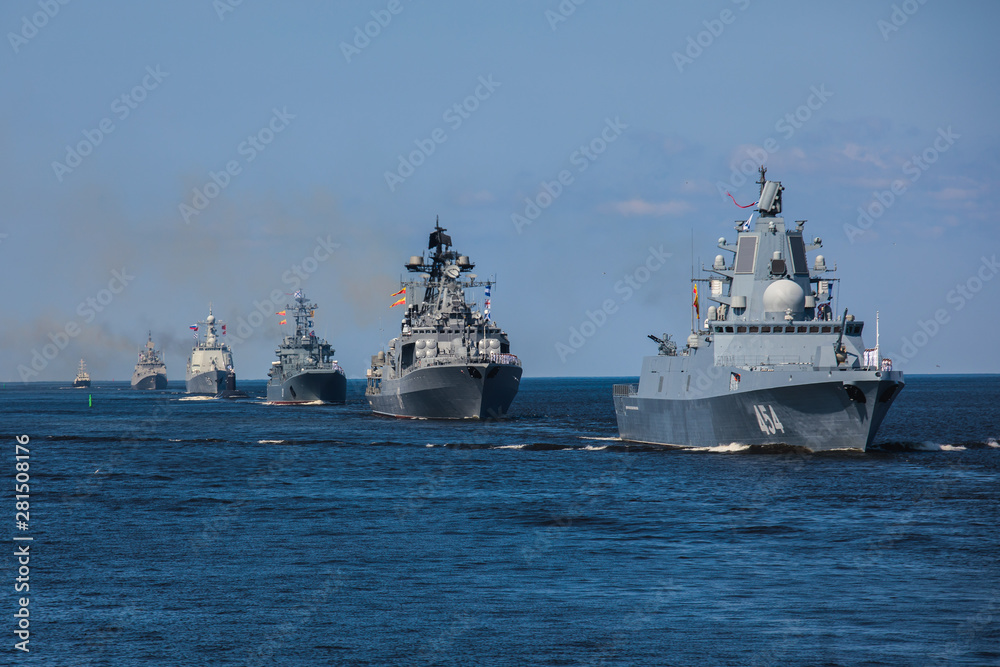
[754,404,785,435]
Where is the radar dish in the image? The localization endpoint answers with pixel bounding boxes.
[444,265,461,279]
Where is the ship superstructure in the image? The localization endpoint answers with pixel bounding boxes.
[366,220,521,419]
[131,331,168,390]
[613,168,904,451]
[266,290,346,404]
[185,306,234,395]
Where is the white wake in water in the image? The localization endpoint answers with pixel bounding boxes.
[257,439,287,444]
[178,396,216,401]
[683,443,751,453]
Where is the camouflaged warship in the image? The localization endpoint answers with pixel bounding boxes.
[614,168,904,451]
[266,290,346,404]
[131,332,167,390]
[185,306,234,395]
[366,220,521,419]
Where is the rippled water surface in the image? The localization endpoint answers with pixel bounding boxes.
[3,375,998,665]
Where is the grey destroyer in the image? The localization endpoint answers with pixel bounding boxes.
[266,290,346,404]
[131,332,167,390]
[366,220,521,419]
[614,168,904,452]
[185,306,235,395]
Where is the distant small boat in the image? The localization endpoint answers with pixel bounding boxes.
[73,359,91,388]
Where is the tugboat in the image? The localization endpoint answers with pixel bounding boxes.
[265,290,346,404]
[366,219,522,419]
[131,332,168,390]
[613,168,904,451]
[185,306,234,395]
[73,359,91,388]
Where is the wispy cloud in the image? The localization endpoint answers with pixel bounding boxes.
[608,199,693,217]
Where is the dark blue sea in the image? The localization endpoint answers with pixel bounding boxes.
[2,375,999,666]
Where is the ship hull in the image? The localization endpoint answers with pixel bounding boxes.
[131,372,167,390]
[614,370,904,452]
[186,370,227,395]
[266,370,347,404]
[368,363,521,419]
[72,380,91,388]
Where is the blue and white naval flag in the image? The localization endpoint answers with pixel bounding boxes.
[741,212,754,232]
[294,289,303,299]
[484,285,492,320]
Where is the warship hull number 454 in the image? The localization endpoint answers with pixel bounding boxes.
[614,169,904,452]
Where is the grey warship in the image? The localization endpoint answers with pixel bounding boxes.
[131,331,167,390]
[366,220,521,419]
[185,306,234,395]
[614,168,904,452]
[266,290,346,404]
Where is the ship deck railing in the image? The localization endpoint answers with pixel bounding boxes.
[715,354,816,368]
[410,353,522,369]
[613,384,638,397]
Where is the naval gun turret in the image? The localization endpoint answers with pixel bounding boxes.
[647,333,677,356]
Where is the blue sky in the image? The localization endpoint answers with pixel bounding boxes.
[2,0,997,381]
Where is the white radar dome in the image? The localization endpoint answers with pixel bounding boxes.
[762,280,805,313]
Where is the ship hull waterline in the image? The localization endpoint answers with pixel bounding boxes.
[132,373,168,390]
[614,371,904,452]
[266,370,347,404]
[369,363,522,420]
[186,370,228,395]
